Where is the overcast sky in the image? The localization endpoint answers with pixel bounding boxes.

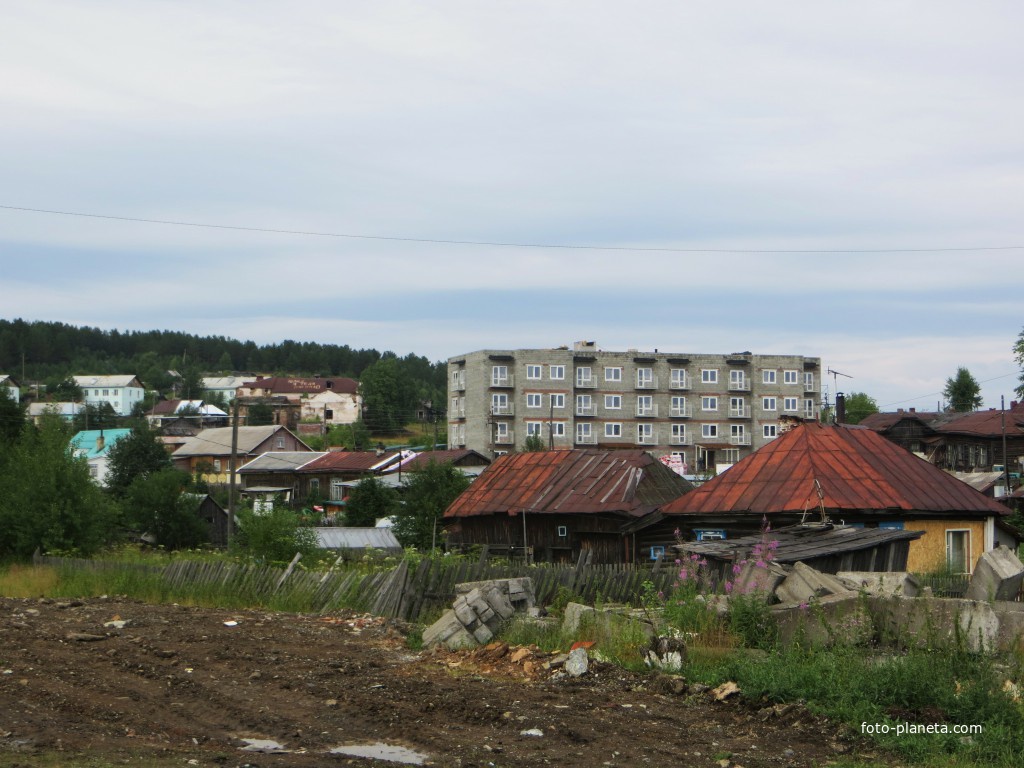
[2,2,1022,410]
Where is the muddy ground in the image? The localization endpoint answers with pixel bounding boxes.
[0,597,882,767]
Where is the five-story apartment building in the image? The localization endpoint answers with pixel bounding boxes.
[448,341,820,471]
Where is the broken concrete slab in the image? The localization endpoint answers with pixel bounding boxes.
[837,571,920,598]
[772,593,868,648]
[423,578,535,650]
[560,602,656,641]
[965,545,1024,602]
[775,561,858,606]
[455,577,535,612]
[733,560,788,599]
[869,596,1000,653]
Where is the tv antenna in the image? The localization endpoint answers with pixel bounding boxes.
[827,367,852,395]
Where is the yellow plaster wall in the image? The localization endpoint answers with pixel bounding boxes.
[903,519,986,574]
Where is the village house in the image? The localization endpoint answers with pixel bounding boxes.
[444,449,694,564]
[70,428,132,486]
[73,375,145,416]
[146,399,229,431]
[295,450,409,521]
[171,425,312,484]
[235,376,361,429]
[641,421,1014,574]
[0,374,20,403]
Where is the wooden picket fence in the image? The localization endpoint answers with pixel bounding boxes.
[33,552,678,623]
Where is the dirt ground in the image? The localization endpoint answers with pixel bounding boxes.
[0,597,881,768]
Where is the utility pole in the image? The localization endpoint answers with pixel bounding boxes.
[227,397,240,547]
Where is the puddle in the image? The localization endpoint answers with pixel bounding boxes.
[239,738,289,752]
[329,742,428,765]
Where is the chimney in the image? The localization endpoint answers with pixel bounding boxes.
[836,392,846,424]
[95,434,105,452]
[909,408,916,413]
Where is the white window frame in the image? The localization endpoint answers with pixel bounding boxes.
[946,529,972,574]
[576,394,592,413]
[604,366,623,382]
[491,365,509,385]
[671,395,687,414]
[701,423,718,438]
[784,370,798,384]
[604,394,622,410]
[491,393,509,413]
[804,372,815,390]
[526,365,542,380]
[605,422,622,438]
[763,424,778,439]
[495,422,509,438]
[670,368,689,388]
[550,365,565,380]
[637,423,653,441]
[637,395,654,415]
[526,393,543,408]
[729,369,746,387]
[783,397,798,412]
[636,367,654,387]
[526,421,543,436]
[702,396,718,411]
[671,423,687,440]
[701,369,718,384]
[551,421,566,437]
[730,424,745,438]
[576,366,593,385]
[576,422,592,441]
[550,393,565,409]
[762,369,777,384]
[763,396,777,411]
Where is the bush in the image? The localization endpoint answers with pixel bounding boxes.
[232,505,320,566]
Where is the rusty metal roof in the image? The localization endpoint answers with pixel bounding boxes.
[932,402,1024,437]
[444,449,693,519]
[660,422,1009,517]
[858,410,944,431]
[298,450,401,474]
[403,449,491,471]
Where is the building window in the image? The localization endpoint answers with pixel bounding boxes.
[604,366,622,382]
[576,394,593,414]
[637,423,653,442]
[495,422,509,439]
[702,396,718,411]
[730,424,745,441]
[550,365,565,380]
[763,397,777,411]
[637,395,654,416]
[670,369,689,388]
[671,396,688,416]
[526,365,542,380]
[701,369,718,384]
[112,389,119,396]
[102,389,109,396]
[671,423,687,442]
[491,365,509,386]
[784,370,798,384]
[636,368,654,387]
[604,394,622,410]
[550,393,565,409]
[804,372,815,390]
[551,422,565,437]
[701,423,718,438]
[576,423,593,442]
[763,424,778,439]
[325,408,334,420]
[763,370,776,384]
[605,422,622,438]
[722,449,740,463]
[557,525,568,538]
[783,397,798,412]
[310,478,320,494]
[491,393,509,414]
[946,529,971,574]
[213,459,222,472]
[805,398,815,417]
[526,421,543,436]
[527,393,543,408]
[576,366,593,386]
[729,370,746,389]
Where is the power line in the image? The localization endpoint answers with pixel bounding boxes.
[3,204,1024,254]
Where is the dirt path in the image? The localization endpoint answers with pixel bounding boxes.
[0,597,875,767]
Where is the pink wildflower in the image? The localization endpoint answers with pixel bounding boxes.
[768,540,780,550]
[732,563,743,575]
[724,581,734,594]
[679,569,689,581]
[690,554,700,562]
[755,560,766,568]
[675,559,682,565]
[798,602,809,611]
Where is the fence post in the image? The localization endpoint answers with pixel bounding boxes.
[275,553,302,593]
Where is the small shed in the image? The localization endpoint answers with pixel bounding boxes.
[676,523,924,582]
[313,527,402,558]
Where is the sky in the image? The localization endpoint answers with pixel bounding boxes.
[1,2,1022,411]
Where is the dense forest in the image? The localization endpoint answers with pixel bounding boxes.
[0,319,447,414]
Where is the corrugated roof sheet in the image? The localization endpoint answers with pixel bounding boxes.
[172,426,308,457]
[299,450,401,473]
[660,422,1009,517]
[932,403,1024,437]
[403,449,491,470]
[314,527,401,550]
[445,449,693,520]
[239,451,328,473]
[70,429,133,459]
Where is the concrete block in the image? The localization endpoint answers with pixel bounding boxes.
[871,596,999,653]
[733,560,788,600]
[453,600,476,627]
[562,602,595,634]
[472,622,494,644]
[837,571,920,598]
[993,601,1024,652]
[965,546,1024,602]
[776,561,858,605]
[422,610,465,648]
[772,593,869,648]
[485,588,515,620]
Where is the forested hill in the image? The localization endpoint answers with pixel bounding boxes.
[0,319,446,398]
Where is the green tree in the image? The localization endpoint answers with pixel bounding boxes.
[943,367,982,412]
[178,365,205,401]
[345,476,399,527]
[843,392,879,425]
[0,386,25,442]
[391,461,470,550]
[523,434,546,452]
[46,376,82,401]
[104,423,172,498]
[125,468,207,549]
[359,356,418,435]
[72,402,120,431]
[327,419,372,450]
[247,399,275,426]
[232,504,320,565]
[1014,327,1024,400]
[0,416,120,557]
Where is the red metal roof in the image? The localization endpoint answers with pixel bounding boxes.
[660,422,1009,517]
[298,450,400,473]
[858,411,944,431]
[932,402,1024,437]
[444,449,693,520]
[403,449,491,470]
[242,377,358,395]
